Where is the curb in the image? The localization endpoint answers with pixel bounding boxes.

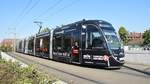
[52,80,68,84]
[1,52,68,84]
[1,52,28,67]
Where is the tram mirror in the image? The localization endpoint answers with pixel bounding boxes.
[82,25,87,29]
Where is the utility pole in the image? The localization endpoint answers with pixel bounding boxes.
[34,21,43,34]
[13,30,16,52]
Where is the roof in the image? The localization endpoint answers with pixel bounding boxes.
[55,19,112,30]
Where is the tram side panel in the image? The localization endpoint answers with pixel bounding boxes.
[49,30,53,59]
[27,37,35,55]
[35,33,50,58]
[52,25,81,63]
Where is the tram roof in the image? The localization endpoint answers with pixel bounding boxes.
[36,31,50,38]
[55,19,112,30]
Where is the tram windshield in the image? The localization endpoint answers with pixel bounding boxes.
[102,28,121,49]
[85,25,104,49]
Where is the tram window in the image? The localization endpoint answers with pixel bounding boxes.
[73,30,80,46]
[42,36,49,53]
[64,33,71,52]
[19,41,22,50]
[54,35,62,50]
[35,38,40,51]
[28,39,33,50]
[82,27,86,49]
[43,37,49,48]
[92,32,103,47]
[23,40,25,50]
[86,25,104,49]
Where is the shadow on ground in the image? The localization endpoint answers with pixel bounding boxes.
[123,65,150,76]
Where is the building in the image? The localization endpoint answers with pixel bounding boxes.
[0,39,15,47]
[127,32,144,45]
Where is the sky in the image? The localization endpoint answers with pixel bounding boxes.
[0,0,150,41]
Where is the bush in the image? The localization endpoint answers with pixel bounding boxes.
[0,59,56,84]
[0,45,13,52]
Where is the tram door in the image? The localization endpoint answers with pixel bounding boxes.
[81,24,105,63]
[71,30,81,63]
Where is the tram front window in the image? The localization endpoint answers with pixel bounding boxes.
[85,25,104,49]
[102,29,121,49]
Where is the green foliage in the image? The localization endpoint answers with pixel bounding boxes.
[40,27,50,33]
[143,29,150,45]
[0,59,55,84]
[118,26,129,45]
[0,45,13,52]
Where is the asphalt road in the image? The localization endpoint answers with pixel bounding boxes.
[7,52,150,84]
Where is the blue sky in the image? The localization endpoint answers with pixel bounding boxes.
[0,0,150,40]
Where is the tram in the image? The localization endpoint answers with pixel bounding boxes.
[16,19,125,67]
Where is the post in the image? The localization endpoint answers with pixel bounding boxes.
[13,32,16,52]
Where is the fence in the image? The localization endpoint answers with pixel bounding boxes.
[125,50,150,65]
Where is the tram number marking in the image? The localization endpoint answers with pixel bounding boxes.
[93,55,103,60]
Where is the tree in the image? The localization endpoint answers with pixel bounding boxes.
[40,27,50,33]
[118,26,129,45]
[143,29,150,45]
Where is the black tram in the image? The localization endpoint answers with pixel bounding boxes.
[52,20,124,66]
[16,19,125,67]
